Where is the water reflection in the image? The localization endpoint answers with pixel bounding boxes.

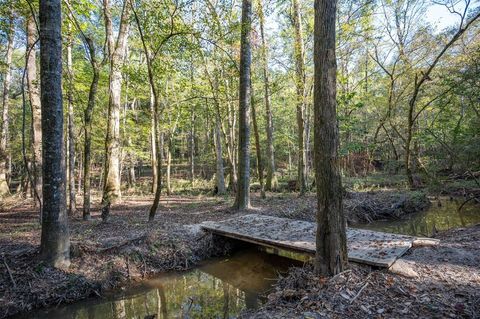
[354,197,480,236]
[21,250,295,319]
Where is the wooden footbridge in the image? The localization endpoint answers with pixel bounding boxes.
[201,214,437,268]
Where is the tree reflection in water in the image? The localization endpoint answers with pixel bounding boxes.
[22,250,297,319]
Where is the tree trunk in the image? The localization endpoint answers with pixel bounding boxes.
[149,108,162,221]
[204,60,226,195]
[0,12,14,197]
[27,15,43,208]
[233,0,252,210]
[132,4,163,221]
[150,87,158,193]
[224,76,237,193]
[66,21,76,214]
[166,137,172,195]
[214,110,226,195]
[83,62,100,221]
[292,0,307,195]
[39,0,70,268]
[256,0,277,191]
[313,0,347,276]
[251,86,265,199]
[101,0,130,219]
[189,109,195,185]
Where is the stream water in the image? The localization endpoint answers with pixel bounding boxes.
[19,250,300,319]
[353,197,480,237]
[19,198,479,319]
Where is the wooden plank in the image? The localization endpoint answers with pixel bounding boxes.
[201,214,419,268]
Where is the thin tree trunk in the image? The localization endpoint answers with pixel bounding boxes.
[251,86,265,199]
[150,87,158,193]
[313,0,347,276]
[256,0,277,191]
[83,63,99,220]
[66,21,76,214]
[224,76,237,192]
[149,119,162,221]
[292,0,307,195]
[77,148,82,196]
[233,0,252,210]
[189,109,195,185]
[0,12,14,197]
[166,137,172,195]
[68,4,104,220]
[131,3,163,221]
[214,110,226,195]
[27,15,43,208]
[101,0,130,220]
[39,0,70,268]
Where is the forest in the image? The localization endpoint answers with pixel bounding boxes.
[0,0,479,318]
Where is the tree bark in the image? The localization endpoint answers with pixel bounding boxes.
[26,15,43,208]
[313,0,347,276]
[39,0,70,268]
[0,12,14,197]
[233,0,252,210]
[66,20,76,214]
[256,0,277,191]
[101,0,130,219]
[292,0,307,195]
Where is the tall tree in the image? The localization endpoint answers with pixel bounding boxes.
[101,0,130,220]
[0,9,14,197]
[256,0,277,191]
[233,0,252,209]
[64,0,105,220]
[39,0,70,267]
[66,19,76,214]
[251,85,265,198]
[82,36,101,221]
[313,0,347,276]
[292,0,307,195]
[214,109,226,195]
[26,14,43,208]
[131,4,163,220]
[150,87,158,194]
[403,6,480,188]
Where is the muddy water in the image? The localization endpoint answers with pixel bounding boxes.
[355,197,480,236]
[20,250,299,319]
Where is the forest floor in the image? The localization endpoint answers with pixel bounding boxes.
[0,179,478,318]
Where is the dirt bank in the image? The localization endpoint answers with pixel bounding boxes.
[243,224,480,319]
[254,190,431,224]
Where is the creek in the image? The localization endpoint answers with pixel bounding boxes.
[20,197,479,318]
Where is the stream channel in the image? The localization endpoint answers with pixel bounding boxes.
[20,198,480,318]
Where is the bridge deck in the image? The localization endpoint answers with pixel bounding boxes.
[201,214,427,268]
